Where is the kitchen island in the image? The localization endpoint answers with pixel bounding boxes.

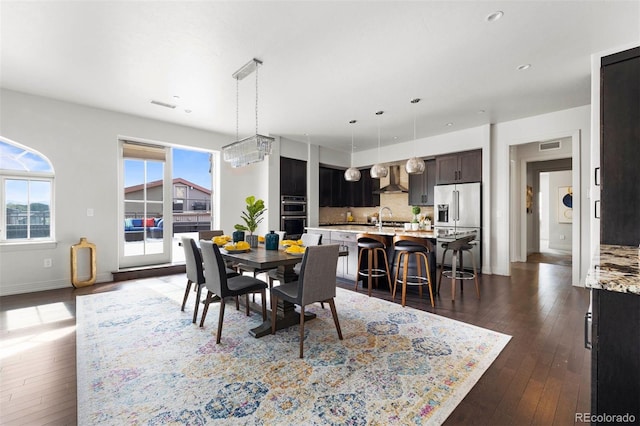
[585,244,640,422]
[306,224,437,287]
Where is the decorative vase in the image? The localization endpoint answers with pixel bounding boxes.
[246,234,259,248]
[232,230,245,243]
[265,230,279,250]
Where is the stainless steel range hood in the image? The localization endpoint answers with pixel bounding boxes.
[375,165,408,193]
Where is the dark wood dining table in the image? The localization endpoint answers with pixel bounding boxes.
[220,244,347,338]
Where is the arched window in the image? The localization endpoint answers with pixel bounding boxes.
[0,137,55,242]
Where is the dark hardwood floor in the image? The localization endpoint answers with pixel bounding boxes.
[0,261,591,425]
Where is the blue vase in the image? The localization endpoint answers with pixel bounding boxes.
[265,230,279,250]
[232,230,245,243]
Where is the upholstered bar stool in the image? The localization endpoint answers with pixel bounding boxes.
[392,235,435,307]
[437,234,479,301]
[355,233,392,297]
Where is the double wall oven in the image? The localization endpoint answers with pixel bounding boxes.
[280,195,307,239]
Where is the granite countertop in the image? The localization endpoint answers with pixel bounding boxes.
[308,225,436,239]
[586,244,640,295]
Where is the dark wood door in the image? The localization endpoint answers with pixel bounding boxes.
[435,154,459,185]
[600,47,640,246]
[319,166,332,207]
[280,157,306,196]
[458,150,482,183]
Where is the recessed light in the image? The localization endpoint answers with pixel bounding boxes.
[486,11,504,22]
[446,122,454,127]
[349,120,357,124]
[173,95,180,100]
[477,109,486,114]
[150,100,177,109]
[184,109,192,114]
[517,64,531,71]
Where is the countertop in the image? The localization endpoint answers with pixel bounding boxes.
[307,225,436,239]
[586,244,640,296]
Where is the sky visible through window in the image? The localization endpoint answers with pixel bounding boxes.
[124,148,212,189]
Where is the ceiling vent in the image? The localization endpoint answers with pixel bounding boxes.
[539,140,561,151]
[150,100,177,109]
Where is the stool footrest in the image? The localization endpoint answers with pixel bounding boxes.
[396,276,430,286]
[359,269,387,278]
[442,270,475,280]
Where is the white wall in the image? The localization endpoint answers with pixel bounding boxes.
[0,89,272,296]
[547,170,573,251]
[494,104,591,285]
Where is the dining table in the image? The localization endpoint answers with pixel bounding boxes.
[220,244,347,338]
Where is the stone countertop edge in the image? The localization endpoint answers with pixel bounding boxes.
[306,225,436,238]
[586,244,640,296]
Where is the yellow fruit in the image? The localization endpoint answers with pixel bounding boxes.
[296,239,303,245]
[236,241,250,250]
[258,235,265,242]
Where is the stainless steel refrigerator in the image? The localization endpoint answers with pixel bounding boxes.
[434,182,481,270]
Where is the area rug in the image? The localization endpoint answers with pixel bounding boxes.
[76,282,510,425]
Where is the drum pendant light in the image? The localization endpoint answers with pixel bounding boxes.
[406,98,425,175]
[370,111,388,179]
[344,120,361,182]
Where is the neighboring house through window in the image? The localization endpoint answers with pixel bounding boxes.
[0,137,55,242]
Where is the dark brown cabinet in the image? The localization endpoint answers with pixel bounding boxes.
[280,157,307,196]
[600,47,640,246]
[590,289,640,422]
[408,159,436,206]
[319,166,379,207]
[435,149,482,185]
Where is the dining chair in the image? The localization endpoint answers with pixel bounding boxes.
[270,244,342,358]
[267,232,323,288]
[181,236,207,324]
[198,230,224,240]
[199,240,268,343]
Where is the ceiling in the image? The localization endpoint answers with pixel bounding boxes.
[1,1,639,153]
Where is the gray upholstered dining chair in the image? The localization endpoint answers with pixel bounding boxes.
[181,236,207,324]
[270,244,342,358]
[267,232,323,288]
[199,240,268,344]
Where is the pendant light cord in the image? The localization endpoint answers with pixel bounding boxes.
[255,63,259,135]
[235,77,239,141]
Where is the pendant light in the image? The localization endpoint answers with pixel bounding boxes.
[405,98,426,175]
[344,120,361,182]
[370,111,388,179]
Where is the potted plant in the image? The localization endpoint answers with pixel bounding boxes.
[411,206,421,230]
[234,195,266,247]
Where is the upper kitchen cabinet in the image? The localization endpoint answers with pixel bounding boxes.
[435,149,482,185]
[600,47,640,246]
[408,159,436,206]
[280,157,307,196]
[319,166,379,207]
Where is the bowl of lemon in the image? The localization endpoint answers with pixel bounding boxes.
[285,244,306,256]
[222,241,251,253]
[212,235,232,246]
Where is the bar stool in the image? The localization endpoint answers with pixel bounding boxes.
[355,233,392,297]
[392,235,435,307]
[437,234,479,301]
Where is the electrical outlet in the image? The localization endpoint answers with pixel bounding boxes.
[559,235,566,240]
[43,258,52,267]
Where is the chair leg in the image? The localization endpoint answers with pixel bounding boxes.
[193,284,202,323]
[437,248,448,294]
[470,250,480,299]
[328,298,343,340]
[416,254,423,299]
[299,305,305,358]
[199,291,212,327]
[392,252,401,301]
[216,298,226,344]
[354,248,365,292]
[422,252,435,308]
[401,252,410,307]
[245,294,250,316]
[367,249,373,297]
[235,295,240,311]
[271,295,278,335]
[380,248,393,294]
[181,280,192,311]
[260,290,267,320]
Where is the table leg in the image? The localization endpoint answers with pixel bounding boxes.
[451,250,457,301]
[249,263,316,338]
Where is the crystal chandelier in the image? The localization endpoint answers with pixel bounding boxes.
[405,98,426,174]
[370,111,388,179]
[222,58,274,168]
[344,119,361,182]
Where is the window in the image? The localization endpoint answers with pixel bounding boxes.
[0,138,55,242]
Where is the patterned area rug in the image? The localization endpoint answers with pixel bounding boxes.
[77,281,510,425]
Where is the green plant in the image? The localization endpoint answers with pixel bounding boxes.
[411,206,421,222]
[234,195,266,235]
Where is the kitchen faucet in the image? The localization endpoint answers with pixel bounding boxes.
[378,206,392,231]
